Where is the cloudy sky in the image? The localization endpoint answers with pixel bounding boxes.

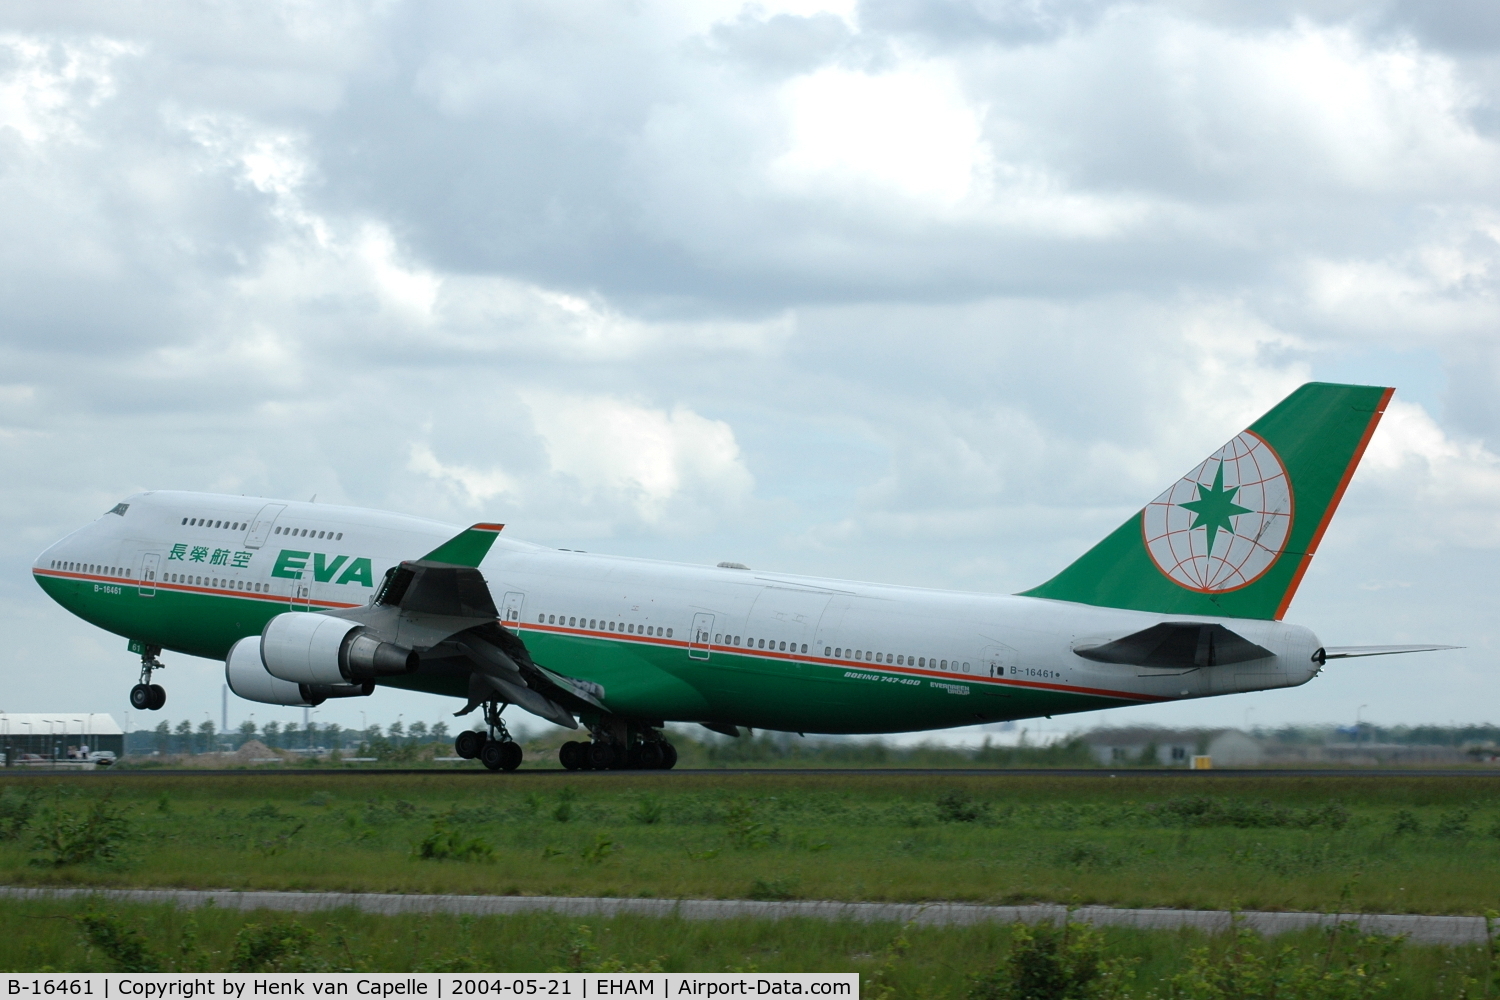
[2,0,1498,740]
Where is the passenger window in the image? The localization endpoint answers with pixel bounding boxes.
[963,662,971,672]
[800,644,807,654]
[589,619,596,628]
[714,633,722,643]
[336,533,343,540]
[181,518,187,525]
[666,628,673,637]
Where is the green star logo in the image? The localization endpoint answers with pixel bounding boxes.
[1178,461,1252,558]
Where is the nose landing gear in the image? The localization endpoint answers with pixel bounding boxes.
[129,646,167,711]
[453,700,523,771]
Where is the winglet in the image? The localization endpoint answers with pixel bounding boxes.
[421,523,504,567]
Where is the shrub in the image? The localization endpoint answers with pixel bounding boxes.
[581,834,618,865]
[937,789,986,823]
[228,919,319,972]
[30,795,132,867]
[967,920,1133,1000]
[632,796,663,825]
[1435,808,1472,838]
[1391,810,1422,835]
[76,912,161,972]
[725,801,777,848]
[1168,920,1400,1000]
[414,817,495,862]
[0,787,38,839]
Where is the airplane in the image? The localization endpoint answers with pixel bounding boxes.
[31,382,1453,771]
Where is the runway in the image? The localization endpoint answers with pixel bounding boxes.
[4,766,1498,778]
[2,887,1490,946]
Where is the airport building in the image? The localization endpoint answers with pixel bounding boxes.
[0,713,124,763]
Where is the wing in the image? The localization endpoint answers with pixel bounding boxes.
[327,522,592,728]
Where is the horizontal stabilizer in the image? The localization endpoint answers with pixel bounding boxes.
[1075,622,1274,668]
[421,523,504,567]
[1319,644,1460,661]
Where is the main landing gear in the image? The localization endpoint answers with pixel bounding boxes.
[129,645,167,711]
[454,700,523,771]
[559,724,677,771]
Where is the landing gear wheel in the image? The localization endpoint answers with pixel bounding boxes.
[661,742,678,769]
[479,739,506,771]
[130,684,152,711]
[638,742,665,770]
[499,741,523,771]
[559,741,586,771]
[588,741,622,770]
[147,685,166,711]
[455,730,484,760]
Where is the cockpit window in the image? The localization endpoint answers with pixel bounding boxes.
[108,503,129,517]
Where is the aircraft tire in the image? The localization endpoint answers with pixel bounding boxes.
[661,742,678,769]
[587,741,621,770]
[637,742,665,770]
[148,685,166,711]
[130,684,152,711]
[499,740,523,771]
[454,730,484,760]
[479,739,506,771]
[559,741,586,770]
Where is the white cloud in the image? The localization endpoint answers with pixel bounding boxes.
[0,34,136,146]
[1361,398,1500,549]
[772,61,989,208]
[521,392,755,525]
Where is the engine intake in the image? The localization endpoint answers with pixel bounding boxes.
[226,637,376,707]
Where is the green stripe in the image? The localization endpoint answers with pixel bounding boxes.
[37,571,1132,732]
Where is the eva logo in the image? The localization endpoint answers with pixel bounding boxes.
[270,549,375,587]
[1142,430,1293,593]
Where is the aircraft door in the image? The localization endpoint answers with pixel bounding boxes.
[979,643,1019,679]
[244,504,286,550]
[139,553,160,597]
[290,574,312,611]
[502,592,525,624]
[689,613,714,661]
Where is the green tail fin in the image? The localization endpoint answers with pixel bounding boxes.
[421,523,504,567]
[1020,382,1393,620]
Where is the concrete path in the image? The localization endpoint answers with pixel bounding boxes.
[3,887,1492,947]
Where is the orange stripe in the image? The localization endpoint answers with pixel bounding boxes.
[524,621,1167,704]
[1274,386,1395,620]
[473,523,505,533]
[31,569,361,609]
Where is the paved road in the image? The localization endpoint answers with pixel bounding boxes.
[3,888,1492,946]
[5,767,1499,778]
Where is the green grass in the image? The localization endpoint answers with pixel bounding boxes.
[5,897,1500,997]
[3,773,1500,915]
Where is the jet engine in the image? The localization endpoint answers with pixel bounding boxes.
[224,612,418,707]
[260,612,418,685]
[225,636,374,707]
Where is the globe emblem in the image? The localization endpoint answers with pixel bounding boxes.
[1142,430,1293,593]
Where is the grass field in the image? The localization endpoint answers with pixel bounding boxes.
[6,896,1500,997]
[3,772,1500,916]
